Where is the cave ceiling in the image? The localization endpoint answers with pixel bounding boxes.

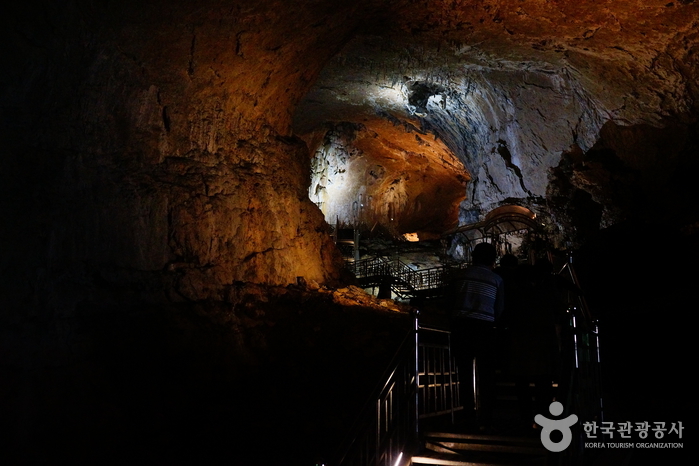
[293,0,699,238]
[297,0,699,130]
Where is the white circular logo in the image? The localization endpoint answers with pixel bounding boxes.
[534,401,579,452]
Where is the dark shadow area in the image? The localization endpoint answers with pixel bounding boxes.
[0,286,411,465]
[573,220,697,462]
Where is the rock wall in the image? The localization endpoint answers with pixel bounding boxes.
[1,0,378,321]
[0,6,415,461]
[418,68,605,216]
[306,120,467,237]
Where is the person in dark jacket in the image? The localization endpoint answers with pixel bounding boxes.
[450,242,505,431]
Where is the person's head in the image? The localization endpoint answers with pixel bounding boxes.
[472,242,497,267]
[499,253,518,268]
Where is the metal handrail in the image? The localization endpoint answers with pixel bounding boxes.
[332,317,418,466]
[556,258,604,463]
[417,325,462,423]
[558,261,593,325]
[332,315,463,466]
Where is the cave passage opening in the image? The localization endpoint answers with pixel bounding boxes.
[302,118,470,242]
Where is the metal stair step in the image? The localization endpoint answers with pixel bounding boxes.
[425,433,546,455]
[426,440,544,456]
[411,452,491,465]
[411,432,549,466]
[411,450,546,466]
[424,432,542,446]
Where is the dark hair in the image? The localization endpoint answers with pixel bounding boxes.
[499,253,518,268]
[472,242,497,266]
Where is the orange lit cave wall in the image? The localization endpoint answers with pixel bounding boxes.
[304,119,468,239]
[1,1,389,313]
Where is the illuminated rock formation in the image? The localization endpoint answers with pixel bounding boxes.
[305,120,467,237]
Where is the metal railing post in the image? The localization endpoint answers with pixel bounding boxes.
[448,331,454,424]
[414,310,420,439]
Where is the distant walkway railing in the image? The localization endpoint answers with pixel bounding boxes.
[345,257,467,297]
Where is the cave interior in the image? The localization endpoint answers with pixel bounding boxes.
[1,1,698,464]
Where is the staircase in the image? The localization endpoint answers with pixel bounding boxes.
[332,256,601,466]
[390,277,416,299]
[412,431,548,465]
[410,364,554,466]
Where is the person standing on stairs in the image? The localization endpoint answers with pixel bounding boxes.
[449,242,505,432]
